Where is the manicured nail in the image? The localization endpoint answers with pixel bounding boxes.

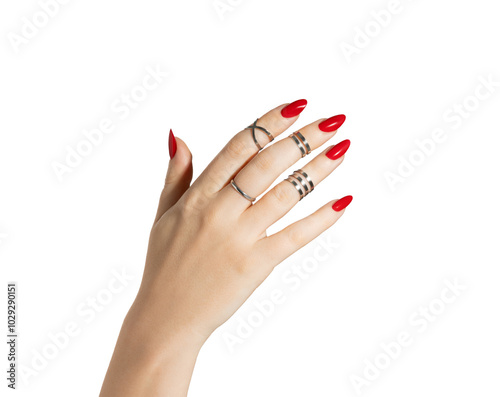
[319,114,346,132]
[281,99,307,118]
[168,129,177,159]
[332,195,353,212]
[326,139,350,160]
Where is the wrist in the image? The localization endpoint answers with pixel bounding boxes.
[121,296,207,362]
[100,310,203,397]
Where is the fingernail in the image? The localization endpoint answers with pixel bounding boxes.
[169,129,177,159]
[326,140,350,160]
[332,195,353,212]
[319,114,346,132]
[281,99,307,118]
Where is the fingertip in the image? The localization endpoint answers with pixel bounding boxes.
[332,195,353,212]
[318,114,346,132]
[168,129,177,159]
[281,99,308,118]
[169,136,192,168]
[326,139,351,160]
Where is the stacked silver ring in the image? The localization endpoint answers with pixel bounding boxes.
[246,119,274,151]
[285,169,315,200]
[289,131,311,157]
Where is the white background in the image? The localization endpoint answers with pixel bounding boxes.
[1,0,500,396]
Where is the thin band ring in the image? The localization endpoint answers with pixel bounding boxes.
[246,119,274,151]
[230,179,256,202]
[290,134,306,157]
[295,132,311,153]
[289,131,312,158]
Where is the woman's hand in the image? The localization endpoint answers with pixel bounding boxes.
[100,100,352,396]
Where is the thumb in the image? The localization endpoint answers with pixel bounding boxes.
[154,129,193,223]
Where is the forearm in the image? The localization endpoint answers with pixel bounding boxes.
[99,303,204,397]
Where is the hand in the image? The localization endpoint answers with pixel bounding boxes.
[100,99,353,396]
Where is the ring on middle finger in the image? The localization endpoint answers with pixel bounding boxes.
[289,131,311,158]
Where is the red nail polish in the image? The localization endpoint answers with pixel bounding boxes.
[168,129,177,159]
[319,114,346,132]
[326,140,350,160]
[281,99,307,118]
[332,195,353,212]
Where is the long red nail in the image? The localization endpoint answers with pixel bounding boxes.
[326,139,350,160]
[319,114,346,132]
[332,195,353,212]
[168,129,177,159]
[281,99,307,118]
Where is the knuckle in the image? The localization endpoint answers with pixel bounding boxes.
[202,171,222,193]
[287,227,306,247]
[231,251,259,276]
[271,183,295,204]
[177,194,222,232]
[179,191,208,214]
[164,172,177,187]
[225,136,250,162]
[253,151,274,173]
[232,258,249,275]
[199,203,220,226]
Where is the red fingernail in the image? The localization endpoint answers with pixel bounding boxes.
[168,129,177,159]
[319,114,346,132]
[281,99,307,118]
[332,195,353,212]
[326,140,350,160]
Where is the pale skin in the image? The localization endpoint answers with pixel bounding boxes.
[99,101,352,396]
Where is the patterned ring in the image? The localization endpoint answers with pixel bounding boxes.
[245,119,274,151]
[285,169,315,200]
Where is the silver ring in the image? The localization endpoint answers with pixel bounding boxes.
[230,179,256,202]
[245,119,274,151]
[290,134,306,157]
[285,169,315,200]
[297,168,314,191]
[295,132,311,153]
[289,131,311,157]
[292,173,309,193]
[286,176,304,197]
